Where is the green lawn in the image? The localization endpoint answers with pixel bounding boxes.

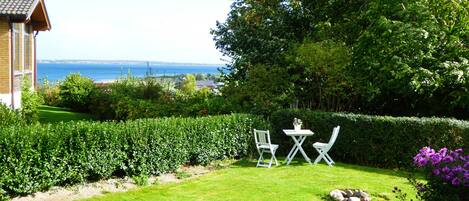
[39,105,94,123]
[84,160,416,201]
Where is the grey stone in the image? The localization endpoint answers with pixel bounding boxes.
[349,197,361,201]
[345,190,354,197]
[330,189,345,201]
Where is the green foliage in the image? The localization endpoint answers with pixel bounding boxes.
[0,114,267,196]
[180,74,196,95]
[270,109,469,168]
[288,40,355,111]
[132,174,149,186]
[37,78,61,106]
[222,64,292,115]
[21,78,43,123]
[59,73,95,112]
[0,104,23,127]
[213,0,469,118]
[88,76,236,120]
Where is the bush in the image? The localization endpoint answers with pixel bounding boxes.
[37,78,61,106]
[0,114,268,196]
[409,147,468,201]
[21,78,43,123]
[88,77,236,120]
[0,104,23,127]
[59,73,95,112]
[270,109,469,168]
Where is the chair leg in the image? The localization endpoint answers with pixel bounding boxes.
[273,153,279,166]
[325,153,335,164]
[257,149,265,167]
[268,155,273,168]
[270,148,278,166]
[313,148,324,164]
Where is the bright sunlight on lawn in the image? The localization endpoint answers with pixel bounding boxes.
[83,160,416,201]
[39,105,93,123]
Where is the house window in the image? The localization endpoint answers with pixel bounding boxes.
[24,25,33,71]
[12,23,34,90]
[12,23,22,72]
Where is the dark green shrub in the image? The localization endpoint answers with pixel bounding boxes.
[59,73,95,112]
[270,109,469,168]
[0,114,267,196]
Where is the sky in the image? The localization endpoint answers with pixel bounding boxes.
[36,0,233,64]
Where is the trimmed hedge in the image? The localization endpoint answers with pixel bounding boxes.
[0,114,268,196]
[270,110,469,168]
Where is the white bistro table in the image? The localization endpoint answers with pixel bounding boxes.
[283,129,314,165]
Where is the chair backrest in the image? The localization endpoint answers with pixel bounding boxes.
[254,129,271,147]
[327,126,340,146]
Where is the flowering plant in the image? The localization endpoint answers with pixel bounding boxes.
[413,147,468,187]
[293,118,303,131]
[408,147,469,201]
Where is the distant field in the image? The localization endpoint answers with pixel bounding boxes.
[39,105,94,123]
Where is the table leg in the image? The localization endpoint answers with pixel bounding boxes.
[286,136,301,165]
[285,138,299,163]
[287,136,311,165]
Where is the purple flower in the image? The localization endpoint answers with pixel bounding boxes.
[431,154,442,165]
[442,166,450,173]
[414,146,469,187]
[451,177,461,186]
[450,151,460,159]
[443,155,454,163]
[453,165,463,173]
[444,173,454,181]
[439,148,448,156]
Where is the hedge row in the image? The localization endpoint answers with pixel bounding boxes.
[270,110,469,168]
[0,114,268,196]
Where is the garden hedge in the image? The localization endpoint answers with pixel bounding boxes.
[0,114,268,197]
[270,109,469,168]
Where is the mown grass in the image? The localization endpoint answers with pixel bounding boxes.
[83,160,417,201]
[38,105,93,123]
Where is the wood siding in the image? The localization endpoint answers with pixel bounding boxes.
[0,17,10,94]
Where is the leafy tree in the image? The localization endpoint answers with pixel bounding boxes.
[287,40,355,111]
[59,73,95,112]
[213,0,469,118]
[181,74,197,95]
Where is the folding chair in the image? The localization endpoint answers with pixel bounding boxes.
[313,126,340,166]
[254,129,279,168]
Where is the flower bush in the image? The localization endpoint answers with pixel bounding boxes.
[414,147,468,187]
[411,147,469,201]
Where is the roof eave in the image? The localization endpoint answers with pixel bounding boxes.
[26,0,51,31]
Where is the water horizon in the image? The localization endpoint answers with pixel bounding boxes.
[38,63,224,83]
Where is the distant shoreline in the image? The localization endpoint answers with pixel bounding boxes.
[37,63,223,83]
[38,59,225,67]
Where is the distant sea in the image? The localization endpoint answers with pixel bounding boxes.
[37,63,223,83]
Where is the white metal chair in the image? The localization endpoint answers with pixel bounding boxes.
[254,129,279,168]
[313,126,340,166]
